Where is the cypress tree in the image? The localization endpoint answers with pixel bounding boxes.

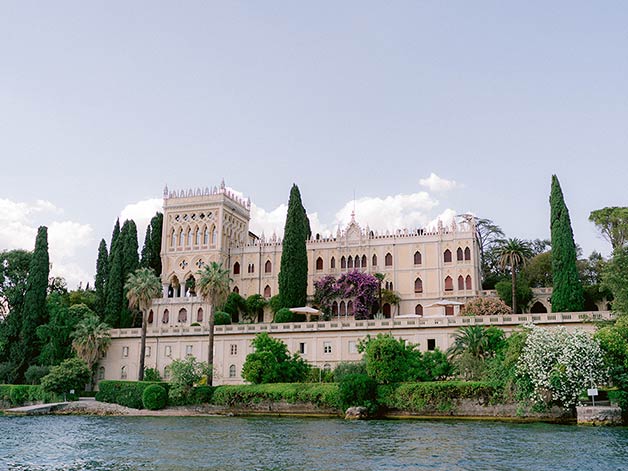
[19,226,50,379]
[104,240,123,328]
[140,225,152,268]
[94,239,108,320]
[149,212,163,276]
[278,184,309,308]
[109,219,120,264]
[120,220,139,328]
[550,175,585,312]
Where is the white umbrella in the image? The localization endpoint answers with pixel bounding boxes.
[289,306,320,314]
[425,300,464,307]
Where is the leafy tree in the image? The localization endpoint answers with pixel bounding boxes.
[241,332,310,383]
[143,367,162,382]
[332,360,367,382]
[495,238,533,313]
[214,311,231,325]
[462,217,505,288]
[550,175,585,312]
[523,251,553,288]
[71,313,111,388]
[245,294,267,323]
[166,356,212,405]
[94,239,109,319]
[196,262,231,384]
[278,184,309,308]
[338,373,378,413]
[68,288,98,312]
[24,365,50,385]
[357,333,418,384]
[447,326,505,380]
[589,207,628,252]
[19,226,50,380]
[37,298,90,366]
[140,224,153,270]
[41,358,91,395]
[414,349,454,381]
[125,267,162,380]
[603,247,628,315]
[595,324,628,412]
[495,280,533,314]
[222,291,247,323]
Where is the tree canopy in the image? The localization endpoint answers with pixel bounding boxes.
[589,207,628,252]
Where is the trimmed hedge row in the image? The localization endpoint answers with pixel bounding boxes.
[211,383,341,409]
[378,381,501,412]
[96,381,171,409]
[0,384,60,407]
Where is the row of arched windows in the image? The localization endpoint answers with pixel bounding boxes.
[444,247,471,263]
[413,275,472,293]
[170,225,217,249]
[150,307,205,325]
[233,260,273,275]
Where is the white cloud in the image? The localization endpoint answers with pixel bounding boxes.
[120,198,163,245]
[419,173,460,192]
[426,208,458,230]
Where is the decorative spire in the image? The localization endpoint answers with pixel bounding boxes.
[220,178,226,190]
[163,184,169,198]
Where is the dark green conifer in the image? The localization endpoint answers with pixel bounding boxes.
[278,184,309,308]
[109,219,120,264]
[149,212,163,276]
[550,175,585,312]
[104,240,123,328]
[120,220,139,328]
[19,226,50,379]
[94,239,108,320]
[140,225,152,269]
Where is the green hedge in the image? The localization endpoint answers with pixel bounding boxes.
[96,381,171,409]
[0,384,60,407]
[211,383,340,410]
[142,384,168,410]
[378,381,501,413]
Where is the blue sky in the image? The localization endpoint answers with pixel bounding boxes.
[1,2,626,287]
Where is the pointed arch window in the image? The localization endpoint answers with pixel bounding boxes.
[233,286,239,294]
[203,227,209,244]
[347,300,354,315]
[414,251,422,265]
[444,249,452,263]
[229,365,236,378]
[120,366,127,379]
[464,247,471,261]
[354,255,360,268]
[179,229,185,247]
[330,257,336,269]
[197,308,204,323]
[385,253,393,267]
[178,308,188,323]
[415,304,423,316]
[414,277,423,293]
[341,256,346,269]
[233,262,240,275]
[162,309,169,324]
[444,276,453,291]
[383,303,391,318]
[465,275,472,290]
[265,260,272,273]
[361,255,367,268]
[195,228,200,245]
[171,229,177,248]
[372,254,378,266]
[339,301,346,316]
[316,257,323,271]
[458,275,464,290]
[211,226,217,245]
[147,310,154,324]
[457,247,464,261]
[347,256,353,269]
[188,229,193,246]
[332,301,338,316]
[263,285,271,298]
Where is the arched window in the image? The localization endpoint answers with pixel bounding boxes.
[323,364,332,372]
[264,285,271,298]
[415,304,423,316]
[120,366,127,379]
[383,303,391,318]
[179,229,185,247]
[98,366,105,380]
[197,308,203,322]
[265,260,272,273]
[464,247,471,261]
[171,229,177,248]
[347,256,353,269]
[229,365,236,378]
[339,301,346,316]
[457,247,464,261]
[444,249,452,263]
[147,310,154,324]
[465,275,472,290]
[332,301,338,316]
[385,253,393,267]
[444,276,453,291]
[458,275,464,290]
[211,226,217,245]
[195,228,200,245]
[162,309,169,324]
[178,308,188,323]
[188,229,193,246]
[372,254,378,266]
[233,262,240,275]
[347,300,354,315]
[316,257,323,270]
[330,257,336,269]
[354,255,360,268]
[204,227,209,244]
[414,278,423,293]
[361,255,367,267]
[233,286,239,294]
[341,256,346,269]
[414,251,422,265]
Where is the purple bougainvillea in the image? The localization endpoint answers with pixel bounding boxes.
[313,271,379,320]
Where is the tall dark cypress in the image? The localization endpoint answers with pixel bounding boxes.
[140,225,152,268]
[109,219,120,263]
[19,226,50,379]
[94,239,109,320]
[104,240,123,328]
[149,212,163,276]
[120,220,139,328]
[278,184,309,308]
[550,175,585,312]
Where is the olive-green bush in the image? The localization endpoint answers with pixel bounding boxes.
[338,373,378,413]
[142,384,168,410]
[211,383,340,410]
[0,384,60,407]
[96,381,170,409]
[214,311,232,325]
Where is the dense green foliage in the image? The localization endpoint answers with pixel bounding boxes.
[550,175,585,312]
[278,184,310,309]
[214,311,232,325]
[143,367,162,382]
[96,380,170,409]
[0,384,60,407]
[24,365,50,385]
[589,207,628,252]
[41,358,91,395]
[494,280,533,314]
[595,322,628,414]
[332,361,367,382]
[494,238,533,314]
[245,294,268,323]
[142,384,168,410]
[140,212,163,276]
[36,298,89,366]
[94,239,109,319]
[273,308,305,323]
[166,356,212,405]
[222,292,247,323]
[18,227,50,380]
[603,247,628,315]
[211,383,340,409]
[241,332,310,384]
[338,373,378,413]
[447,326,506,380]
[71,313,111,375]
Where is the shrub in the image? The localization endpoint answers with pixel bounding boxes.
[333,361,367,382]
[214,311,232,325]
[304,367,334,383]
[461,297,511,316]
[0,384,59,407]
[25,365,51,385]
[274,308,295,323]
[358,334,419,384]
[143,367,162,382]
[190,385,214,404]
[241,332,310,384]
[0,362,17,384]
[41,358,91,395]
[142,384,168,410]
[338,373,378,414]
[167,357,212,405]
[413,350,454,381]
[96,381,169,409]
[211,383,340,410]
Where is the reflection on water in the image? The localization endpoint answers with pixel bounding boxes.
[1,415,627,471]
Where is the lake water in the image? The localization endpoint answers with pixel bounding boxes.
[1,415,627,470]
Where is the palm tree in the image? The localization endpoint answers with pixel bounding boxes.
[125,267,162,380]
[447,325,489,360]
[196,262,231,385]
[496,238,533,313]
[71,313,112,389]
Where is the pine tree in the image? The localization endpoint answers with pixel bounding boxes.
[94,239,109,320]
[278,184,309,308]
[550,175,585,312]
[120,220,139,328]
[19,226,50,379]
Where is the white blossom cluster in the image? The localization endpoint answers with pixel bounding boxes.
[517,324,607,408]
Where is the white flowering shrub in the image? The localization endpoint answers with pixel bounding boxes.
[516,325,607,408]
